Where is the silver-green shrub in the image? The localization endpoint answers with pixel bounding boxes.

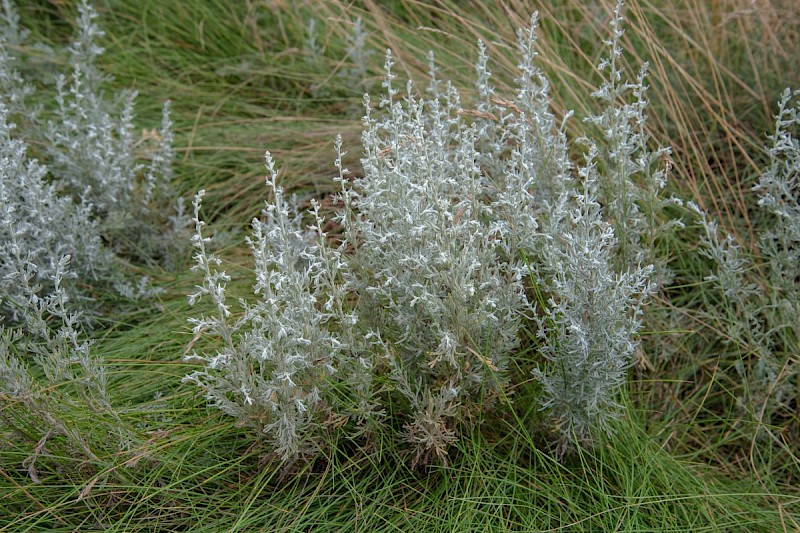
[0,0,29,118]
[755,88,800,408]
[583,1,682,285]
[533,150,654,449]
[186,1,668,464]
[349,51,529,464]
[0,0,177,477]
[691,88,800,414]
[185,154,360,462]
[0,0,182,292]
[0,252,108,408]
[0,103,110,318]
[0,246,133,483]
[0,0,185,355]
[44,1,183,265]
[755,88,800,307]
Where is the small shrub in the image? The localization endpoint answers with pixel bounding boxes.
[186,1,667,465]
[0,0,179,480]
[0,102,111,318]
[690,87,800,428]
[0,0,185,318]
[0,250,134,483]
[533,154,654,450]
[185,161,357,462]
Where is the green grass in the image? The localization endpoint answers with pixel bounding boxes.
[2,0,800,530]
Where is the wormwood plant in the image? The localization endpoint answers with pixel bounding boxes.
[583,3,681,285]
[690,87,800,435]
[533,153,654,448]
[351,52,529,463]
[0,102,110,317]
[44,1,184,271]
[0,0,179,481]
[0,251,135,483]
[0,0,184,315]
[187,1,670,466]
[185,157,370,462]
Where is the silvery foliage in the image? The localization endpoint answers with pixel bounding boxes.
[45,0,135,214]
[471,15,573,246]
[471,4,662,446]
[533,150,654,447]
[0,2,101,304]
[754,88,800,308]
[0,101,111,320]
[187,4,663,463]
[47,0,174,217]
[0,0,175,471]
[688,201,757,307]
[583,1,682,285]
[0,248,126,483]
[688,201,774,394]
[347,49,529,465]
[691,88,800,407]
[0,0,29,116]
[0,251,108,409]
[41,0,181,262]
[524,2,676,446]
[0,0,94,444]
[0,0,24,43]
[0,0,181,295]
[185,152,373,462]
[754,88,800,402]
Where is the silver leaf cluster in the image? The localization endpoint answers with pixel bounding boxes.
[187,1,669,463]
